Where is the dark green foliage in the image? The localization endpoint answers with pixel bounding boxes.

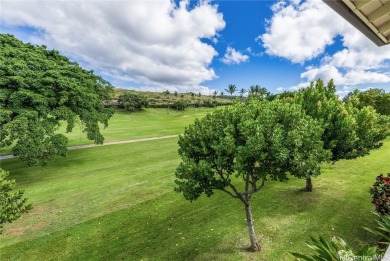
[291,236,377,260]
[0,34,114,166]
[0,169,32,233]
[370,174,390,215]
[172,100,188,111]
[118,92,148,111]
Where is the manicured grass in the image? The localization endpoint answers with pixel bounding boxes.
[61,107,215,147]
[1,137,389,260]
[0,107,213,155]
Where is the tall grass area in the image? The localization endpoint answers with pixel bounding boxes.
[1,137,389,260]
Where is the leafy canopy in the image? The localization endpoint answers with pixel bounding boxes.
[344,88,390,116]
[0,34,114,166]
[118,92,148,111]
[175,99,329,202]
[292,79,387,161]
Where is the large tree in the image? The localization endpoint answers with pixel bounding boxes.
[0,34,115,166]
[175,100,329,251]
[291,79,387,191]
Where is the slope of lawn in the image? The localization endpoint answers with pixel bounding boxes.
[61,107,216,147]
[1,137,389,260]
[0,107,214,155]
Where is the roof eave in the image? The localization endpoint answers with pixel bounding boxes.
[323,0,388,46]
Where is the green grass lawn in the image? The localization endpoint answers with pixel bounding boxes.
[62,107,215,147]
[0,107,213,155]
[1,136,389,260]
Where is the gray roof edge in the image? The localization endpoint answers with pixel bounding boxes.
[323,0,387,46]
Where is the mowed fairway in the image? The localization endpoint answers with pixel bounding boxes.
[0,107,214,156]
[61,108,215,147]
[0,108,389,260]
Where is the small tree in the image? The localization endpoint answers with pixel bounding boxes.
[173,100,188,111]
[0,169,32,233]
[175,100,328,251]
[118,92,148,111]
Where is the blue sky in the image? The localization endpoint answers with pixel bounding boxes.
[1,0,389,96]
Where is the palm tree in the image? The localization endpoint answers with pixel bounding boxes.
[249,85,269,99]
[239,88,246,98]
[225,84,237,97]
[212,90,218,99]
[220,91,224,97]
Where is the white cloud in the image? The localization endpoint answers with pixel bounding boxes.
[0,0,225,91]
[221,46,249,65]
[260,0,390,89]
[260,0,347,63]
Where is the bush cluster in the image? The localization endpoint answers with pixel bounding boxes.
[370,173,390,215]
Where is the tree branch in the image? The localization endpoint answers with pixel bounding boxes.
[221,188,238,198]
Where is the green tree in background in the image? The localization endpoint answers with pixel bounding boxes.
[239,88,246,98]
[0,168,32,233]
[290,79,387,191]
[118,92,148,111]
[248,85,270,100]
[0,34,114,166]
[225,84,237,97]
[175,100,329,251]
[344,88,390,115]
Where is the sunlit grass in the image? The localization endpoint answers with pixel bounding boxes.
[1,137,389,260]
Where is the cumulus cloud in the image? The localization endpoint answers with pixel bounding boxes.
[260,0,347,63]
[220,46,249,65]
[0,0,225,92]
[260,0,390,89]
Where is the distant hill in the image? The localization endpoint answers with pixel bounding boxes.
[107,88,235,108]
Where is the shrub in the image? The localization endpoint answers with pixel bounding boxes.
[172,100,188,111]
[370,174,390,215]
[290,236,377,260]
[118,92,148,111]
[0,169,32,233]
[364,213,390,246]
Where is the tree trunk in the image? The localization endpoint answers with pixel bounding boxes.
[305,177,313,192]
[245,203,260,252]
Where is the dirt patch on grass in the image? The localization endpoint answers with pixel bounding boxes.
[2,221,51,236]
[3,228,25,236]
[30,221,51,231]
